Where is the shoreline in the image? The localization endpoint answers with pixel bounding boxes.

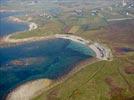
[55,34,113,61]
[7,16,38,31]
[0,10,17,13]
[2,34,113,60]
[2,34,55,44]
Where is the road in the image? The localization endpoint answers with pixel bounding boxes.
[107,17,134,22]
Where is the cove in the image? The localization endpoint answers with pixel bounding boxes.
[0,12,29,37]
[0,38,95,99]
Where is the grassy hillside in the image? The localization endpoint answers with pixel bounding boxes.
[33,54,134,100]
[10,20,64,39]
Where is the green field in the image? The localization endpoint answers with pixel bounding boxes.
[10,20,64,39]
[10,14,107,39]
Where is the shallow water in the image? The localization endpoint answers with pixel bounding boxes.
[0,38,95,99]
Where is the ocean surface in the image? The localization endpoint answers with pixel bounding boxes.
[0,38,95,99]
[0,12,29,37]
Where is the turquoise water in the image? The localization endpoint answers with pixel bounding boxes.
[0,12,29,37]
[0,38,95,99]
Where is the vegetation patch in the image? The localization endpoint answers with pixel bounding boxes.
[68,26,80,34]
[124,66,134,74]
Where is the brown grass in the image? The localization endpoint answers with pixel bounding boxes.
[124,66,134,74]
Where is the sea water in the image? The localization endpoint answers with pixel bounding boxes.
[0,12,29,37]
[0,38,95,99]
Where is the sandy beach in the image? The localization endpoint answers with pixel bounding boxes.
[6,79,52,100]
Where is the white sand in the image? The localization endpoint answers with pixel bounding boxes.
[6,79,52,100]
[55,34,90,45]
